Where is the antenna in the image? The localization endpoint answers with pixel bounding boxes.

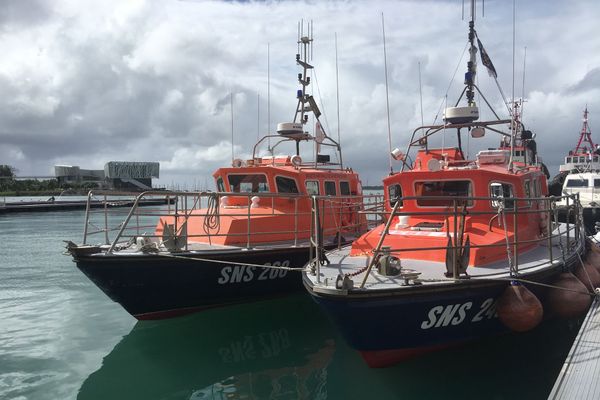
[335,32,341,147]
[310,20,314,61]
[257,92,260,141]
[267,43,271,154]
[230,92,234,163]
[418,61,424,129]
[521,46,527,120]
[509,0,516,171]
[382,12,393,174]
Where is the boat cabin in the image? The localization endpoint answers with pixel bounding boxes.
[213,156,361,201]
[351,147,548,267]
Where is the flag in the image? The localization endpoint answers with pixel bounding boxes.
[476,37,498,79]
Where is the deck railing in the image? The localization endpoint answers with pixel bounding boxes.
[80,190,385,253]
[309,193,585,284]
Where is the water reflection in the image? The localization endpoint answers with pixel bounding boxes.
[78,294,336,400]
[78,292,583,400]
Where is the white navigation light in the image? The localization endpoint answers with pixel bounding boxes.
[232,158,245,168]
[290,155,302,166]
[391,148,405,161]
[443,106,479,124]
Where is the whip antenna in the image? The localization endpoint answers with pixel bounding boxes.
[335,32,341,147]
[382,12,393,174]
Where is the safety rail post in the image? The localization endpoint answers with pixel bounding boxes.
[566,195,570,250]
[360,198,402,288]
[311,196,323,283]
[338,197,343,248]
[547,197,553,263]
[103,193,109,245]
[453,200,459,279]
[107,193,144,254]
[135,193,141,237]
[246,193,252,249]
[82,191,93,245]
[575,193,581,243]
[513,199,519,274]
[294,197,299,247]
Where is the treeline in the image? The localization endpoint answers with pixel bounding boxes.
[0,164,94,196]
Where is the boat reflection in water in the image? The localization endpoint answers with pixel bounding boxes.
[77,293,582,400]
[77,294,336,400]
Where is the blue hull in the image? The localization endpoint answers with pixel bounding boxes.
[304,266,566,367]
[72,246,311,319]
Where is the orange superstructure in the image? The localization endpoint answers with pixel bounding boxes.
[351,147,548,267]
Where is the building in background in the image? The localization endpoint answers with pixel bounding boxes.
[54,162,160,190]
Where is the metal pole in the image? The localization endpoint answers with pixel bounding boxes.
[360,199,402,288]
[246,194,252,249]
[547,198,553,263]
[453,200,458,279]
[104,193,109,245]
[82,191,92,245]
[513,202,519,274]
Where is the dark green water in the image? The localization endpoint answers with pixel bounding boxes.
[0,209,583,399]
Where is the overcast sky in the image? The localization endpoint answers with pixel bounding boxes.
[1,0,599,188]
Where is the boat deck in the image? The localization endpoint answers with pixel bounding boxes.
[549,296,600,400]
[89,236,355,257]
[307,224,581,291]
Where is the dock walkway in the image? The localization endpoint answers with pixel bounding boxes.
[549,296,600,399]
[0,198,172,214]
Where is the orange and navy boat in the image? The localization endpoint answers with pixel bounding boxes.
[302,2,593,367]
[66,27,370,320]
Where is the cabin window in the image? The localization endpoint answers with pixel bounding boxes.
[388,184,403,208]
[579,157,586,163]
[566,179,588,188]
[340,181,351,196]
[216,177,225,192]
[228,174,269,193]
[536,179,543,197]
[324,181,337,196]
[566,157,572,163]
[275,176,299,194]
[594,179,600,188]
[305,180,319,195]
[415,180,472,206]
[595,156,599,163]
[490,182,515,209]
[532,178,539,197]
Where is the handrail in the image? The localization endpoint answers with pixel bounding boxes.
[80,189,385,252]
[307,192,583,282]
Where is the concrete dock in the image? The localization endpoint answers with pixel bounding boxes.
[549,296,600,399]
[0,198,173,214]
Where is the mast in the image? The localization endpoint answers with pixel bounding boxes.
[466,0,477,108]
[293,20,316,156]
[573,106,595,155]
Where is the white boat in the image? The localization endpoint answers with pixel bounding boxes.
[555,108,600,234]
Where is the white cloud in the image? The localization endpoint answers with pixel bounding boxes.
[0,0,598,185]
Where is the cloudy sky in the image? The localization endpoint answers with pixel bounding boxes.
[1,0,599,188]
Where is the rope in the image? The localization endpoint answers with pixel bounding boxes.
[416,275,595,297]
[498,198,515,276]
[432,42,469,126]
[346,255,372,278]
[576,251,595,291]
[202,193,220,235]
